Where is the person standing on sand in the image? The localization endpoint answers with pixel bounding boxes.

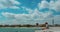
[45,22,49,29]
[42,22,49,30]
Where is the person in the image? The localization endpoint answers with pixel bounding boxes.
[45,22,49,29]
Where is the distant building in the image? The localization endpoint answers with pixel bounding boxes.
[52,19,54,26]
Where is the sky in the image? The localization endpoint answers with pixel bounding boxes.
[0,0,60,25]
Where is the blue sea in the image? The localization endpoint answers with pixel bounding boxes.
[0,27,41,32]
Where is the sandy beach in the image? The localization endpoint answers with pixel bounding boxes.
[35,27,60,32]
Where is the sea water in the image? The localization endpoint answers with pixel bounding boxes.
[0,27,41,32]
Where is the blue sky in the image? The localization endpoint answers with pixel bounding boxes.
[0,0,60,25]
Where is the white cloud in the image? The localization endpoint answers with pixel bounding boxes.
[0,0,60,25]
[22,7,33,14]
[0,0,20,9]
[0,3,7,9]
[2,12,15,19]
[38,0,60,12]
[54,15,60,22]
[49,0,55,9]
[9,0,20,5]
[1,8,53,24]
[48,15,60,24]
[9,6,20,9]
[53,0,60,12]
[38,0,49,9]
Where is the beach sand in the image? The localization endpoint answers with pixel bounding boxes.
[35,27,60,32]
